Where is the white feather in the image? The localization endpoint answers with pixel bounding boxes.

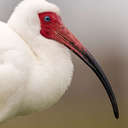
[0,0,74,122]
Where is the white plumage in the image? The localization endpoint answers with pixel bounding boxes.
[0,0,73,122]
[0,0,119,122]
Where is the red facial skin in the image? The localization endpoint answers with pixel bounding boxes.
[38,12,119,119]
[38,12,87,58]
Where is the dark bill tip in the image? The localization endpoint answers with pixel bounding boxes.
[69,45,119,119]
[81,50,119,119]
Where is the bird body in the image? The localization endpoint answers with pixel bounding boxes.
[0,0,119,123]
[0,21,73,121]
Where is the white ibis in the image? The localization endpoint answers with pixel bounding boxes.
[0,0,119,122]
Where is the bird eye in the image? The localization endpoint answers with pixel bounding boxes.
[44,16,51,22]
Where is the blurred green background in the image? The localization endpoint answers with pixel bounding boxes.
[0,0,127,127]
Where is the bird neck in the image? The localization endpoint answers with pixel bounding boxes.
[7,9,71,60]
[8,21,71,61]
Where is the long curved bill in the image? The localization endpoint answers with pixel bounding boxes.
[55,24,119,119]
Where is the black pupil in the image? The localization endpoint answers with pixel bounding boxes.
[44,16,50,22]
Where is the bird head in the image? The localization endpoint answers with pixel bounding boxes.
[8,0,119,119]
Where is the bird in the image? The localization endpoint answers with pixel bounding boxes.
[0,0,119,122]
